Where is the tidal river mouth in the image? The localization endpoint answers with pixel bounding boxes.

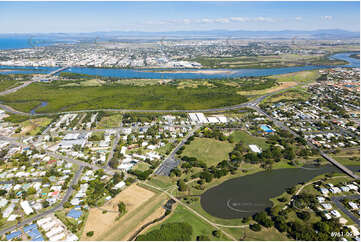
[200,165,359,219]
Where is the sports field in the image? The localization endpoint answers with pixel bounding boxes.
[182,137,234,166]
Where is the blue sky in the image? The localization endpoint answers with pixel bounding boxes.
[0,1,359,33]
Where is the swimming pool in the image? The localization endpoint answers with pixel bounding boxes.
[260,124,273,133]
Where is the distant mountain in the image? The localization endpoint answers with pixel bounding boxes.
[0,29,359,40]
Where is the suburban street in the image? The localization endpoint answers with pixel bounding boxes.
[0,166,84,236]
[155,125,200,176]
[331,195,360,225]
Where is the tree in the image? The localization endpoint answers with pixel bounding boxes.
[86,231,94,237]
[196,235,210,241]
[297,211,311,221]
[118,201,126,214]
[177,180,188,192]
[212,230,221,238]
[27,187,36,195]
[0,190,7,196]
[284,147,296,160]
[314,221,330,233]
[249,223,261,232]
[42,200,50,208]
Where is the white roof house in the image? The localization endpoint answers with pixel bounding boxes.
[330,187,342,194]
[2,203,15,218]
[331,210,341,218]
[20,201,34,215]
[349,202,359,210]
[46,226,64,238]
[49,232,65,241]
[114,181,126,190]
[321,203,332,210]
[0,198,8,208]
[249,144,262,153]
[42,221,58,231]
[37,217,52,226]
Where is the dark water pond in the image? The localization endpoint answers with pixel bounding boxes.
[200,165,359,219]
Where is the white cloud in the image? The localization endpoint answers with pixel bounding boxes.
[144,16,276,26]
[295,16,303,21]
[183,19,191,24]
[215,18,230,24]
[254,16,275,22]
[321,16,333,21]
[229,17,249,22]
[200,18,213,24]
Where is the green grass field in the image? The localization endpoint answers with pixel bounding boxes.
[229,130,269,150]
[96,114,123,129]
[146,205,230,241]
[0,82,248,113]
[132,162,151,172]
[182,137,234,166]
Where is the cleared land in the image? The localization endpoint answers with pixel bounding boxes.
[82,184,155,240]
[270,70,320,83]
[99,192,168,241]
[265,88,311,103]
[182,137,234,166]
[17,117,52,136]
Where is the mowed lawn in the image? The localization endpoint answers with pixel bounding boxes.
[145,205,230,241]
[229,131,269,150]
[182,138,234,166]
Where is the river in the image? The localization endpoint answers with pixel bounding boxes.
[200,165,359,219]
[0,52,359,79]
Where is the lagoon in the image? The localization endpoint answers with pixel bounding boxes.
[200,165,359,219]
